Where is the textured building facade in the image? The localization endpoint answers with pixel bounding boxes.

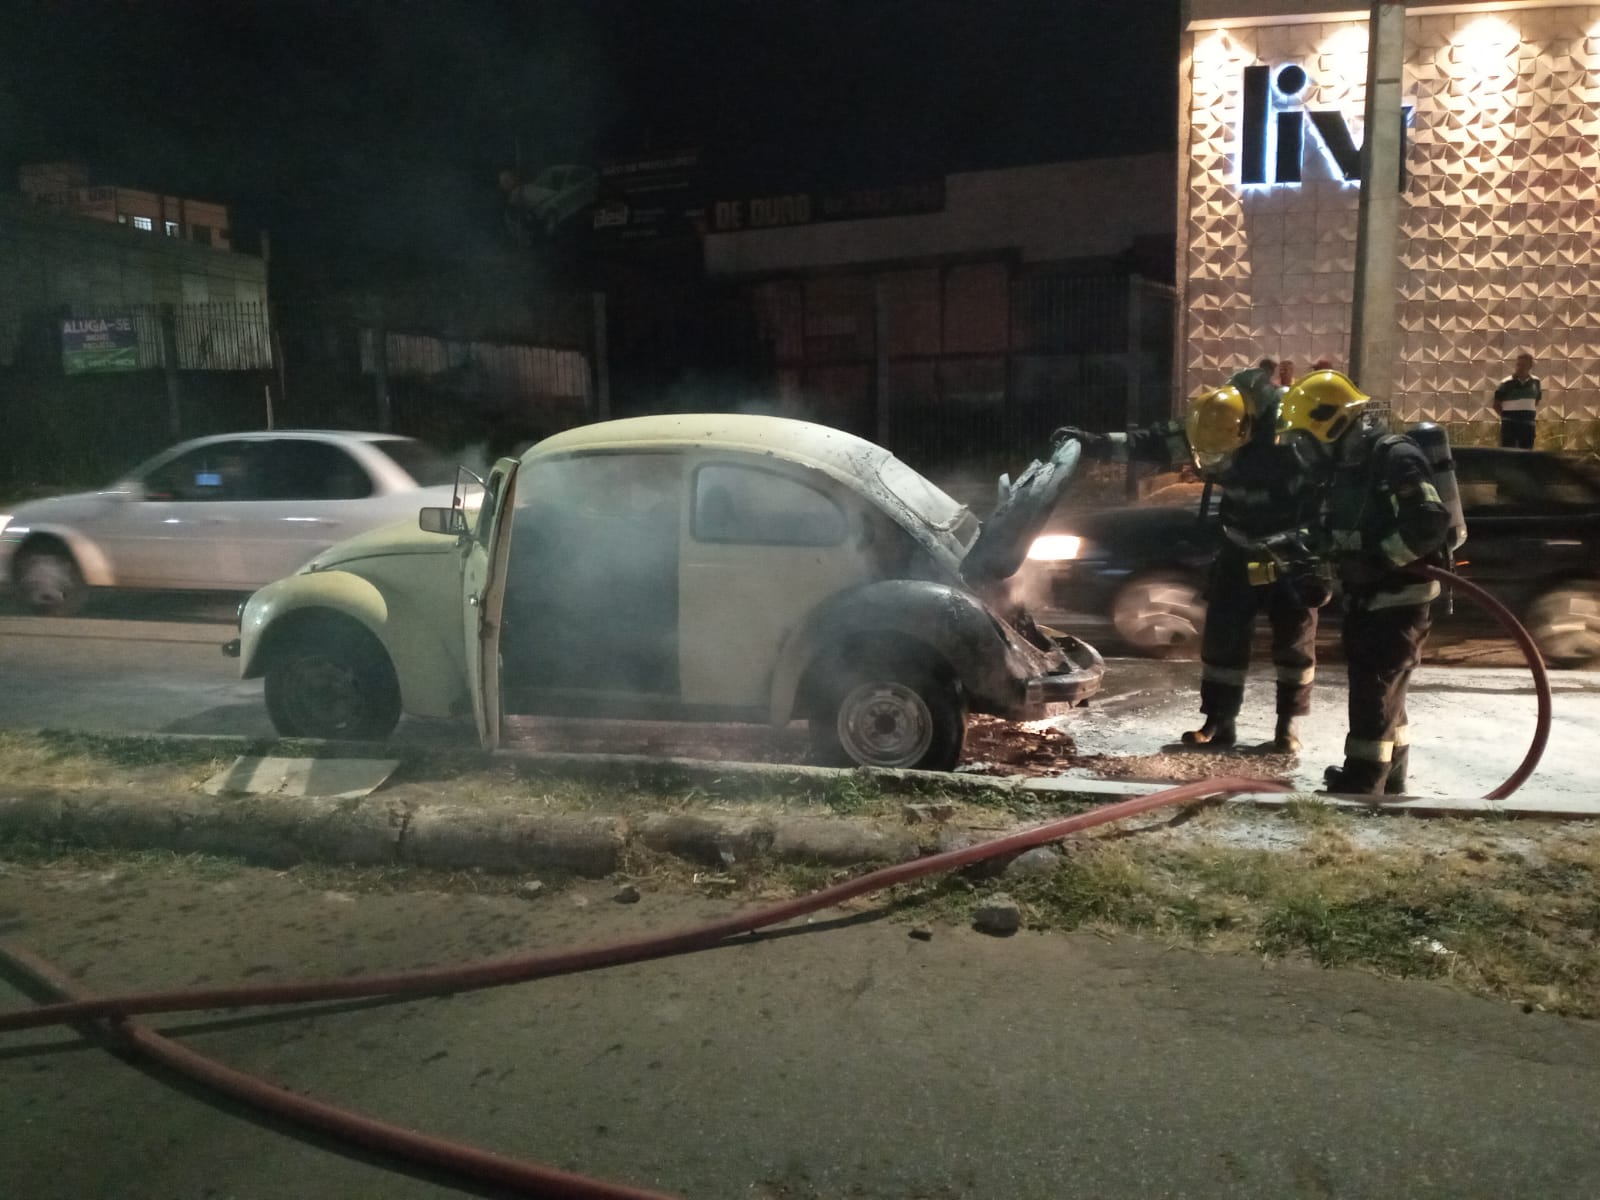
[1180,2,1600,441]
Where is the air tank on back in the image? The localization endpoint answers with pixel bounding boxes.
[1407,421,1467,551]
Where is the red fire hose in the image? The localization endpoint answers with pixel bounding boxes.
[0,567,1553,1199]
[2,777,1285,1199]
[1414,564,1552,800]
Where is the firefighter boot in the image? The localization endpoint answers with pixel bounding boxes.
[1384,745,1409,796]
[1273,716,1300,753]
[1182,717,1237,748]
[1321,762,1386,796]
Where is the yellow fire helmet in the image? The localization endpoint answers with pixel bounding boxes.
[1278,369,1371,444]
[1184,384,1251,474]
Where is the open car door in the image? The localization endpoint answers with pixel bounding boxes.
[464,458,520,748]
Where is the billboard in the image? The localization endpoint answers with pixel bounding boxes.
[61,316,140,373]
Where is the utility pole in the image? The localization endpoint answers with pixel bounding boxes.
[1349,1,1407,414]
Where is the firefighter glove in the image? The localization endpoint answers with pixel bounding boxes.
[1052,427,1109,457]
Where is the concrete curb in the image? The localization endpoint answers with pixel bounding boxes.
[1,739,1594,879]
[0,787,944,878]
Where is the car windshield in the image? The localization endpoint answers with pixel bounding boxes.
[371,437,458,487]
[877,457,979,547]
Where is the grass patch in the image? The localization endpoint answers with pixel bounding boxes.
[901,830,1600,1017]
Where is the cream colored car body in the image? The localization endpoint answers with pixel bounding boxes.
[239,413,1101,745]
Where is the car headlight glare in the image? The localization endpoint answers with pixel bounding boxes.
[1026,534,1082,562]
[0,515,10,536]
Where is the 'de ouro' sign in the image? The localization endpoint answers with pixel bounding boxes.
[61,316,140,374]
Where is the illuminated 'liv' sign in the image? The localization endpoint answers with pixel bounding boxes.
[1240,63,1411,187]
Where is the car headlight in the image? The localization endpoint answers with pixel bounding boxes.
[1026,534,1083,562]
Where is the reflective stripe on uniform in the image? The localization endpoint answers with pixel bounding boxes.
[1332,530,1361,551]
[1274,664,1314,685]
[1364,579,1442,610]
[1345,736,1394,763]
[1201,664,1248,686]
[1501,398,1537,413]
[1107,432,1130,463]
[1419,482,1441,505]
[1393,724,1410,747]
[1381,530,1419,566]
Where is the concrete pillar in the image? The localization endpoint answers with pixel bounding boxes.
[1349,1,1407,411]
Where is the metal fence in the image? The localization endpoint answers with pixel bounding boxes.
[693,263,1177,484]
[0,298,600,491]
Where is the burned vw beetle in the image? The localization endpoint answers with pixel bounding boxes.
[235,414,1102,771]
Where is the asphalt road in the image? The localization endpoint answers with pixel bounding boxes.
[0,593,1594,802]
[2,860,1598,1200]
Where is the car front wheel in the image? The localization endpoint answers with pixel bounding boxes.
[1111,571,1205,659]
[1525,583,1600,668]
[263,622,402,741]
[14,544,86,617]
[812,659,966,772]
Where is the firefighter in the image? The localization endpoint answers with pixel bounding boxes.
[1276,370,1452,796]
[1055,366,1326,752]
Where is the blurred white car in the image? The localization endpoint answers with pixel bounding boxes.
[0,431,458,615]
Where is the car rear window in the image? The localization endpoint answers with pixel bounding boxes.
[371,438,457,487]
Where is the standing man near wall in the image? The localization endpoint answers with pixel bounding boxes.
[1493,353,1541,449]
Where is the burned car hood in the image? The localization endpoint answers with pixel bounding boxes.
[302,520,460,573]
[960,439,1082,588]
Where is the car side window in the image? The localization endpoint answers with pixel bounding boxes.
[141,441,260,501]
[256,440,375,501]
[692,463,847,546]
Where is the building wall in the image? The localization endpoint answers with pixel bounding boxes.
[0,193,266,366]
[1181,3,1600,432]
[20,161,233,250]
[704,154,1176,276]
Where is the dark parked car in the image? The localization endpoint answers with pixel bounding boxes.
[1017,446,1600,667]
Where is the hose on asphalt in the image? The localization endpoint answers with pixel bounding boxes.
[0,567,1552,1199]
[1,776,1286,1200]
[1412,563,1550,801]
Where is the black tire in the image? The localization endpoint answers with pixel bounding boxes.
[263,622,402,741]
[810,656,967,772]
[14,543,86,617]
[1111,571,1205,659]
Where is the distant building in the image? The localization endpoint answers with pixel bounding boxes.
[18,161,232,251]
[1178,0,1600,437]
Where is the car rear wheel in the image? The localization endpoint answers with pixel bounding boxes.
[1525,583,1600,668]
[264,623,402,741]
[1111,571,1204,659]
[14,544,86,617]
[812,659,967,772]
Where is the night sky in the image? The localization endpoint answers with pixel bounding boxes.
[0,1,1179,275]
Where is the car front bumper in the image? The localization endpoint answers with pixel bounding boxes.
[1018,632,1105,717]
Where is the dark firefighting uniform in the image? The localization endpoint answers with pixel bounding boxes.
[1105,416,1322,723]
[1321,419,1452,794]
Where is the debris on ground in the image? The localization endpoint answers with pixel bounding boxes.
[973,893,1022,936]
[1072,749,1295,785]
[901,801,958,824]
[614,883,642,904]
[1003,846,1063,879]
[908,927,934,941]
[959,715,1078,776]
[515,880,545,900]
